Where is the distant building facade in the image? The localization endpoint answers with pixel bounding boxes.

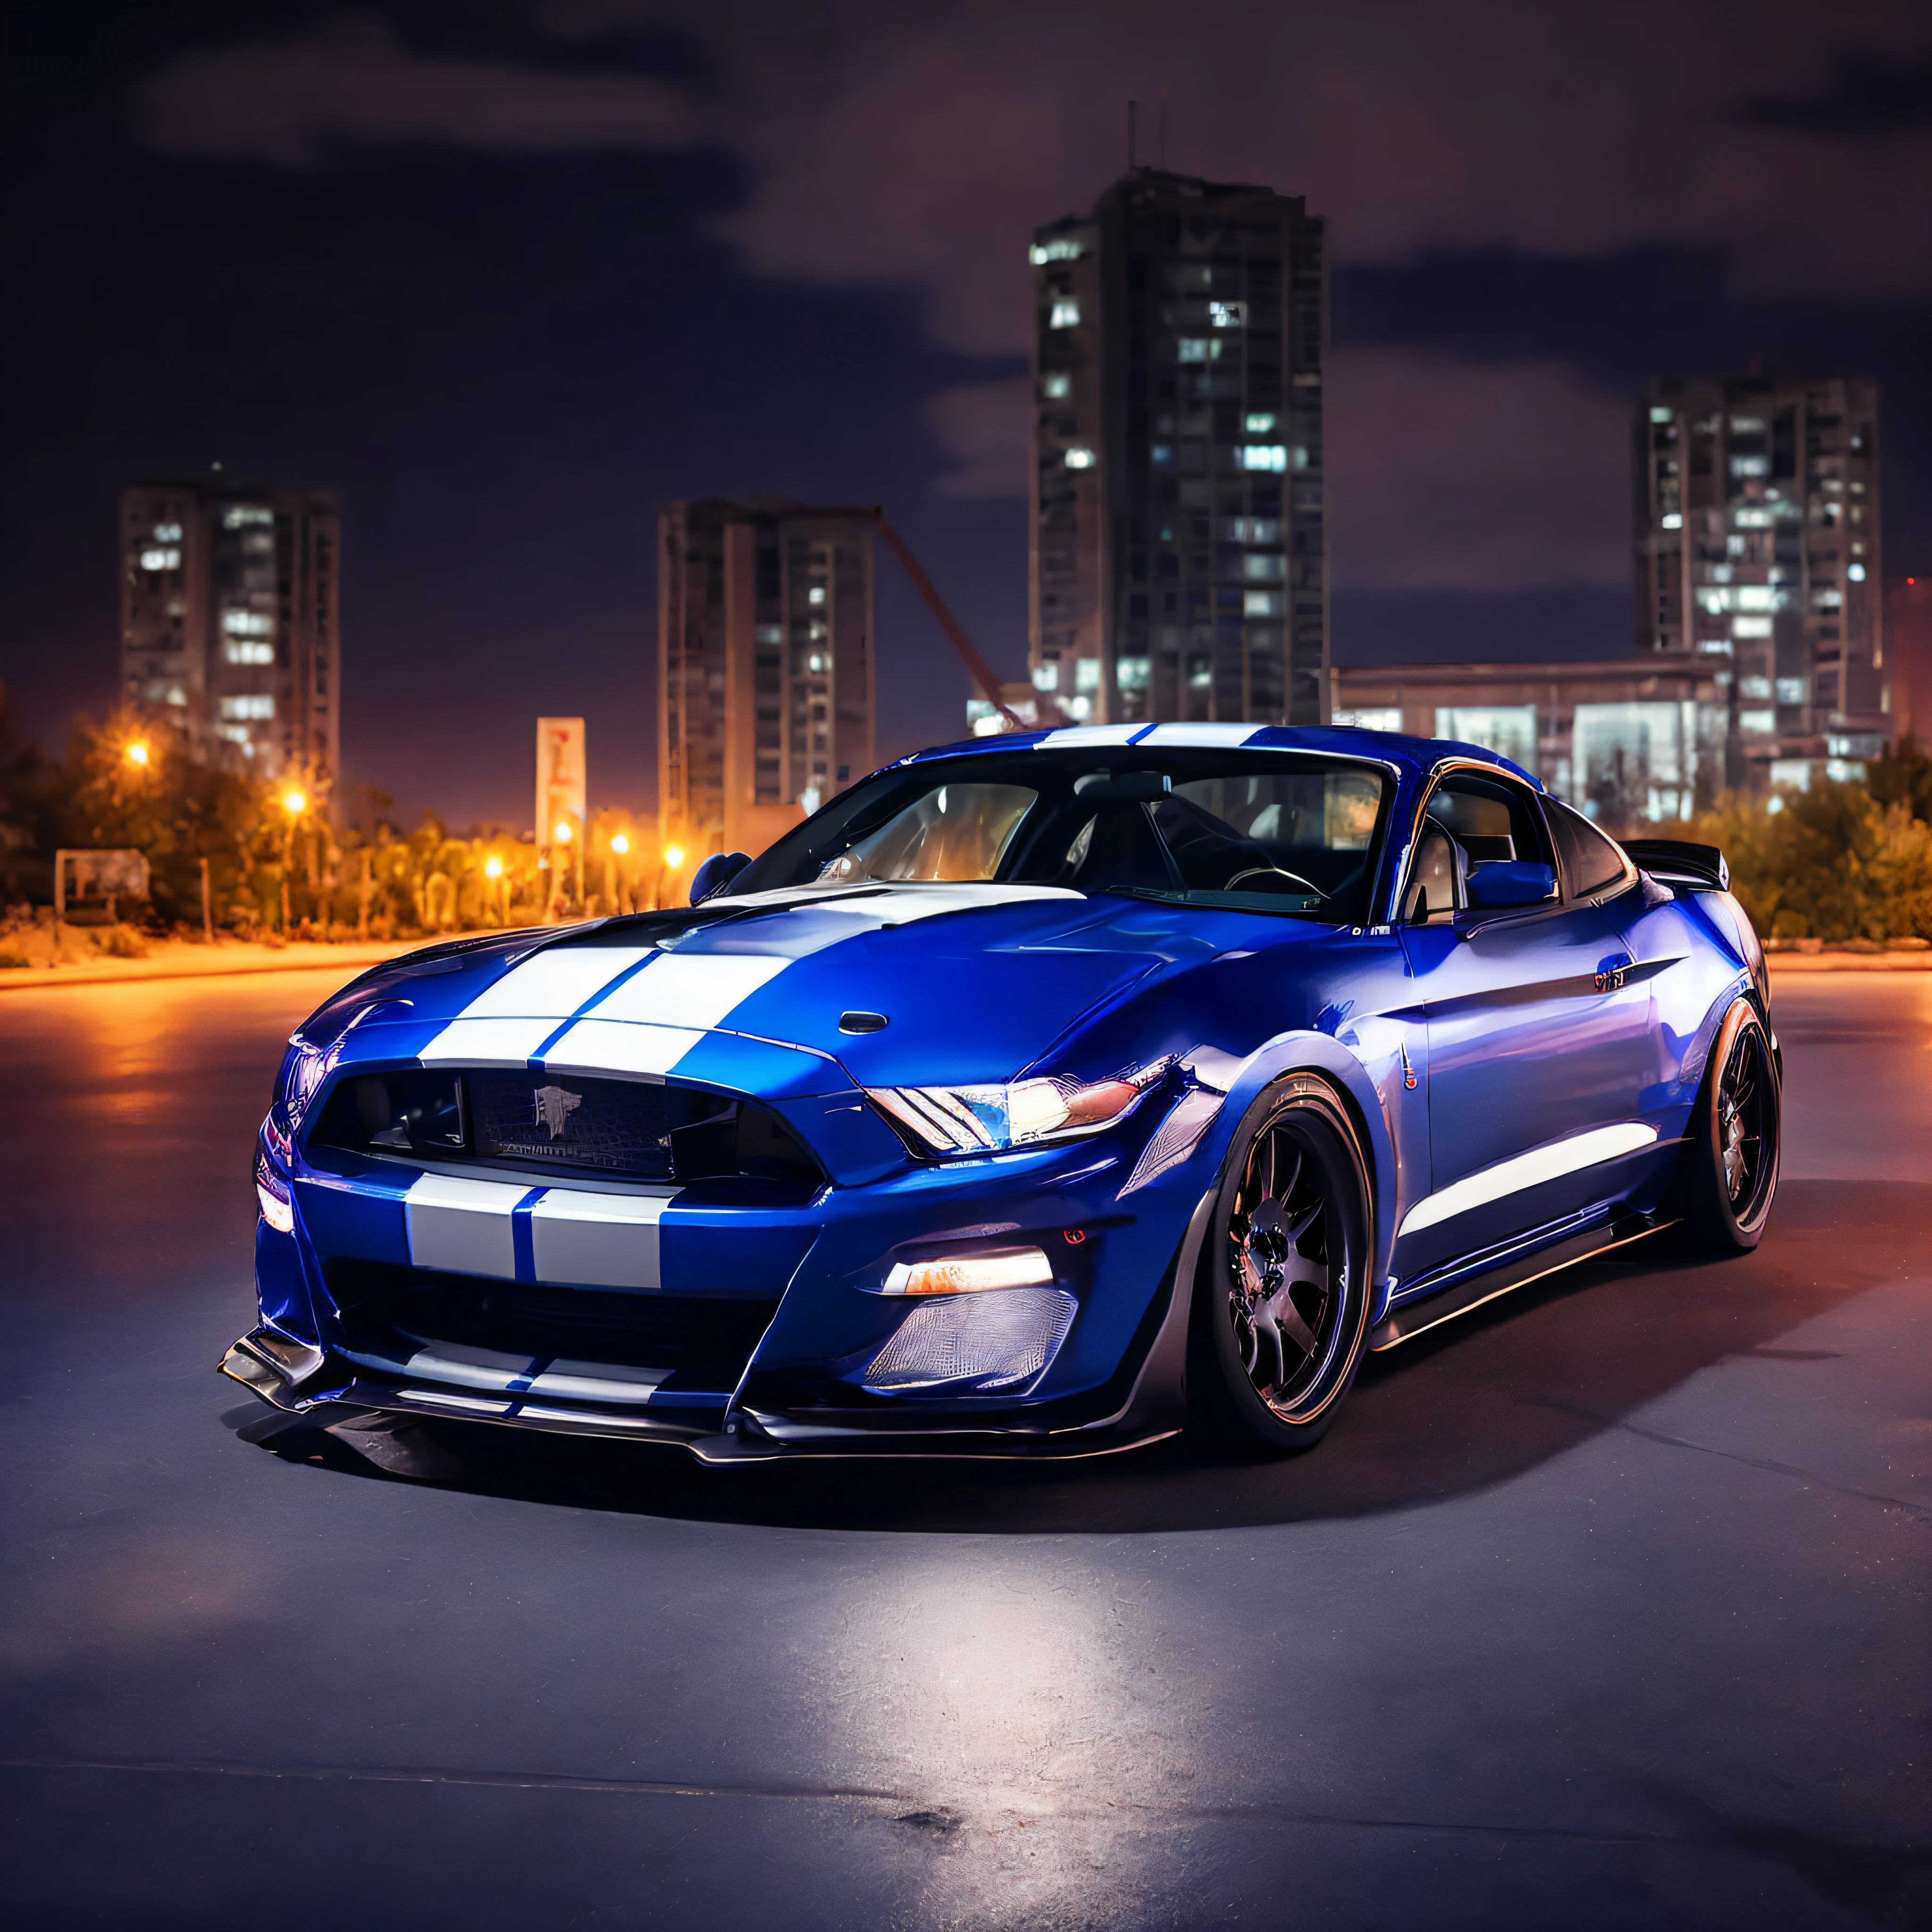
[1884,575,1932,749]
[120,477,341,787]
[1635,375,1886,787]
[658,499,876,859]
[1029,169,1328,730]
[1334,658,1727,833]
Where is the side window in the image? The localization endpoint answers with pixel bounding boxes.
[1546,798,1631,899]
[1404,768,1553,923]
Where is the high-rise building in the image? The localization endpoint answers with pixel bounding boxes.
[1027,168,1328,730]
[658,499,876,859]
[120,477,341,787]
[1635,375,1886,787]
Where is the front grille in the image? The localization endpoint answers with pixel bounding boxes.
[312,1068,821,1191]
[325,1257,778,1393]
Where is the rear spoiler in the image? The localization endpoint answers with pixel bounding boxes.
[1620,839,1729,892]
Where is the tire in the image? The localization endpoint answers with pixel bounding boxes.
[1187,1073,1374,1455]
[1683,998,1781,1252]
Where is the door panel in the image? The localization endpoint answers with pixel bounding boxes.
[1396,904,1654,1282]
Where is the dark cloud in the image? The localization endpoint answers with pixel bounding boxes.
[1739,51,1932,135]
[2,0,1930,823]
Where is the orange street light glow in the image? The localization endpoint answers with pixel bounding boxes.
[281,789,307,815]
[125,740,150,768]
[484,856,504,879]
[553,820,573,844]
[664,845,685,869]
[610,833,630,855]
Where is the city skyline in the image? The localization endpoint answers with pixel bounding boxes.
[3,3,1928,828]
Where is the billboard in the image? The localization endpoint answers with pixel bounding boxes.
[535,717,586,851]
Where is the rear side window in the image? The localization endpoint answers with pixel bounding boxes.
[1546,799,1630,898]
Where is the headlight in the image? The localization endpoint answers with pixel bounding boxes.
[867,1059,1169,1157]
[272,1037,334,1136]
[255,1157,295,1234]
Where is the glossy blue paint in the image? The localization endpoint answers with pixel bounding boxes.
[239,726,1769,1455]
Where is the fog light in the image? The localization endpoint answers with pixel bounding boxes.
[863,1286,1076,1393]
[882,1245,1054,1297]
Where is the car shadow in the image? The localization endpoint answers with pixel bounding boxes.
[239,1178,1911,1534]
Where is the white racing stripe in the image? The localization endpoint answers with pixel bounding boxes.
[529,1188,675,1290]
[404,1173,526,1277]
[1133,722,1264,747]
[457,945,656,1019]
[418,1016,560,1067]
[585,952,791,1028]
[1036,724,1146,748]
[1398,1122,1661,1237]
[535,1018,703,1079]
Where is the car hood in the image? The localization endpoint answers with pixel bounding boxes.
[323,884,1241,1089]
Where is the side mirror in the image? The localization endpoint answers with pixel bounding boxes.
[690,851,751,905]
[1465,860,1557,910]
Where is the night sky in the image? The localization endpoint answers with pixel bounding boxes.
[4,2,1929,829]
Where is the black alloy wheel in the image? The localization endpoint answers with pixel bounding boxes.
[1685,999,1781,1251]
[1189,1074,1372,1454]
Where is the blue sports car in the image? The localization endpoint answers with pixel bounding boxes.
[223,724,1780,1464]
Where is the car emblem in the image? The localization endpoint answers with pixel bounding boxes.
[533,1084,584,1140]
[1399,1043,1418,1091]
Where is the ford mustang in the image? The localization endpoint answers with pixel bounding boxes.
[222,723,1780,1465]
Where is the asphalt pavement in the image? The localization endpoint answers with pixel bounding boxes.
[0,969,1926,1929]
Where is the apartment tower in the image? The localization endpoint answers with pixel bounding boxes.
[658,499,876,860]
[1636,375,1886,786]
[1029,168,1329,729]
[119,477,341,787]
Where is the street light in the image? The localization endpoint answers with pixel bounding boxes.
[282,788,307,816]
[125,740,150,769]
[664,844,685,870]
[610,833,629,856]
[604,832,631,915]
[484,853,506,927]
[484,855,504,879]
[277,790,306,934]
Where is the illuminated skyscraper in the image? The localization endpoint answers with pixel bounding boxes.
[1028,168,1329,728]
[119,477,341,786]
[1635,375,1886,786]
[658,499,876,859]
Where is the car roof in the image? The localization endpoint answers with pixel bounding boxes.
[896,722,1543,792]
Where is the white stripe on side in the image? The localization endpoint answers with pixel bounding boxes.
[1397,1122,1660,1238]
[585,952,791,1028]
[529,1188,676,1290]
[1133,721,1263,747]
[404,1173,526,1277]
[418,1016,559,1067]
[457,946,656,1019]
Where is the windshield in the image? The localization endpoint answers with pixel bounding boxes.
[729,749,1393,924]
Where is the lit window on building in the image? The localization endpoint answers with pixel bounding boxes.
[219,695,275,721]
[1224,516,1282,544]
[1075,658,1101,693]
[1732,616,1773,638]
[1041,371,1071,400]
[1237,445,1288,473]
[1649,407,1674,425]
[152,522,183,541]
[213,724,257,753]
[1730,416,1767,435]
[1241,553,1286,582]
[1848,562,1866,581]
[139,548,181,571]
[1209,300,1246,329]
[1333,708,1404,732]
[1739,675,1772,700]
[807,585,826,605]
[1735,586,1779,612]
[1776,678,1807,704]
[1243,590,1285,616]
[1660,513,1682,529]
[1032,662,1059,692]
[1740,709,1776,733]
[1177,339,1220,363]
[1150,444,1173,466]
[1116,657,1151,691]
[1730,454,1770,477]
[1245,412,1277,434]
[1064,446,1096,469]
[1029,238,1083,265]
[225,641,274,665]
[223,610,274,634]
[1049,300,1080,329]
[221,505,274,529]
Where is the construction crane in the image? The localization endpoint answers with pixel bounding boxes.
[872,511,1042,733]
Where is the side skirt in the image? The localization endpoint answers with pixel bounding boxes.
[1368,1208,1674,1351]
